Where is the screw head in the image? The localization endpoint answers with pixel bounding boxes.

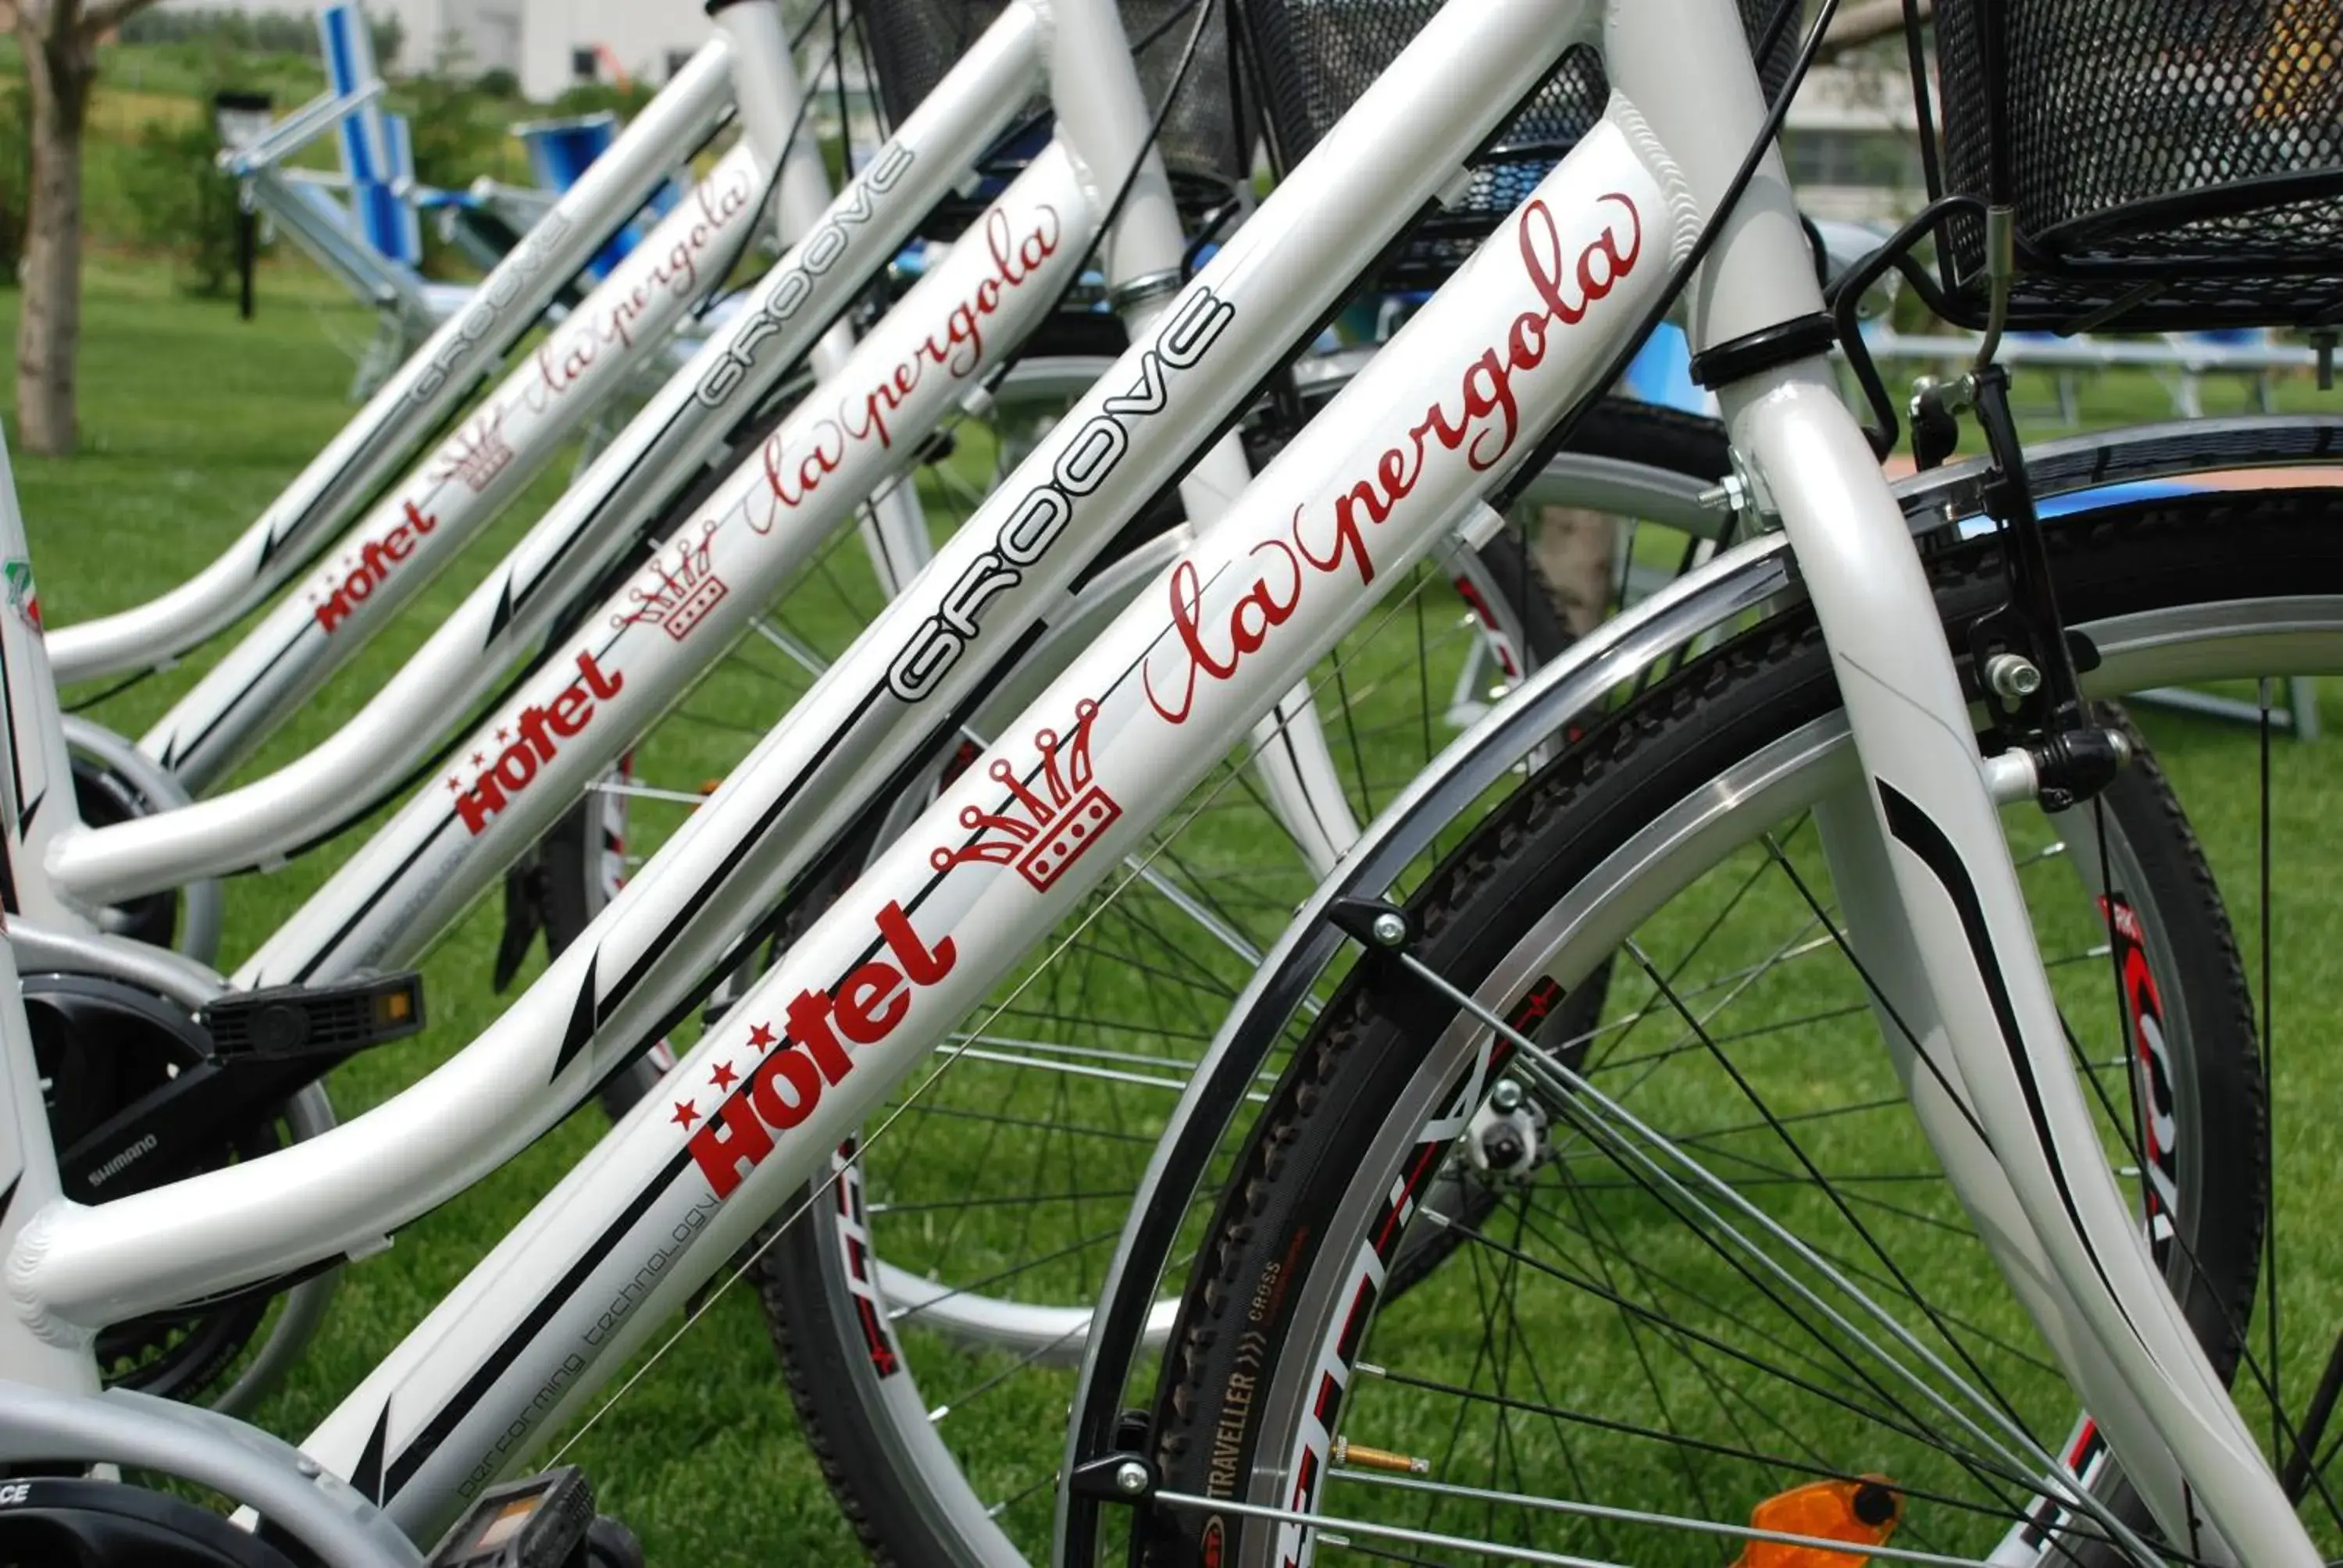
[1114,1459,1150,1495]
[1370,911,1408,947]
[294,1456,321,1477]
[1985,652,2042,701]
[1489,1078,1525,1113]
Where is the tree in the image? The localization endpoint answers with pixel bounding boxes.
[5,0,165,455]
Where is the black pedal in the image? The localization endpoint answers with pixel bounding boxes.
[200,971,426,1060]
[426,1467,594,1568]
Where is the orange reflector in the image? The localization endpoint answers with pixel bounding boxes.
[1730,1477,1902,1568]
[376,989,413,1024]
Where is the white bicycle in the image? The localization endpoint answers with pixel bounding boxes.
[0,0,2334,1563]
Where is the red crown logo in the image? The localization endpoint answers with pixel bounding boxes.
[613,519,729,642]
[437,408,516,494]
[929,699,1121,893]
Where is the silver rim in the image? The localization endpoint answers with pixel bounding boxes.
[1175,579,2343,1566]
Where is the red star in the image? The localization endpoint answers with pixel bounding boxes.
[496,728,511,743]
[710,1060,738,1091]
[446,777,461,792]
[747,1021,776,1049]
[670,1099,699,1129]
[471,752,485,766]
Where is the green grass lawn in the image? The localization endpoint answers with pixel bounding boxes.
[4,255,2343,1563]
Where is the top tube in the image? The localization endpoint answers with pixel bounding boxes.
[41,34,743,686]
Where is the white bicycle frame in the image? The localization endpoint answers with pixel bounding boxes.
[119,2,964,800]
[41,34,746,690]
[12,0,1304,1010]
[0,0,2310,1560]
[9,1,1049,937]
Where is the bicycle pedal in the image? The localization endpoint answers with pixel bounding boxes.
[427,1465,597,1568]
[201,971,426,1060]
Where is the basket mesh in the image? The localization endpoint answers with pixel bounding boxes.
[1242,0,1797,285]
[1931,0,2343,329]
[859,0,1247,187]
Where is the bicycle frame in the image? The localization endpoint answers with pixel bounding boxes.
[17,0,1273,1009]
[14,2,1032,932]
[138,130,782,796]
[127,2,950,800]
[0,0,2311,1558]
[41,35,742,690]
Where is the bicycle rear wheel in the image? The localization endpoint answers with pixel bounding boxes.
[1138,486,2343,1564]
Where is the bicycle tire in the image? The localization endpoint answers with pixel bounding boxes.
[1137,487,2339,1566]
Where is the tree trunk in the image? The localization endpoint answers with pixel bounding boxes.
[15,27,93,456]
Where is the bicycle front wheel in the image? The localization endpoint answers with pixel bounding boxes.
[1139,486,2343,1566]
[749,397,1730,1566]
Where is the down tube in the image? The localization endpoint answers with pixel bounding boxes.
[302,114,1678,1535]
[237,146,1097,988]
[41,37,741,686]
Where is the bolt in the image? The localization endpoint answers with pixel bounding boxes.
[294,1456,321,1477]
[1985,653,2042,701]
[1696,473,1747,514]
[1370,911,1408,948]
[1482,1128,1528,1170]
[1114,1460,1150,1496]
[1489,1078,1525,1113]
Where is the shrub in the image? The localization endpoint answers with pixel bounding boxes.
[119,107,240,295]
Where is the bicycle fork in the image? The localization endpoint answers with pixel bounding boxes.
[1730,362,2309,1565]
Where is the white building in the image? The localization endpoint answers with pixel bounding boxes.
[162,0,715,102]
[405,0,714,102]
[1779,63,1928,226]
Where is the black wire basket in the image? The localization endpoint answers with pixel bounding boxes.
[1921,0,2343,331]
[1239,0,1799,289]
[858,0,1251,230]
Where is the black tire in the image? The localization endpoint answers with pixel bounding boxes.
[753,397,1726,1566]
[1137,490,2338,1566]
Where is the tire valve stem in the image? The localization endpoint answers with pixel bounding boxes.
[1332,1438,1430,1476]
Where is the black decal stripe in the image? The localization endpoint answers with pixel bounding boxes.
[15,789,40,843]
[0,1176,20,1229]
[551,950,600,1081]
[381,1147,691,1501]
[1877,781,2145,1345]
[350,1402,390,1503]
[486,578,517,644]
[0,632,29,868]
[154,622,326,772]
